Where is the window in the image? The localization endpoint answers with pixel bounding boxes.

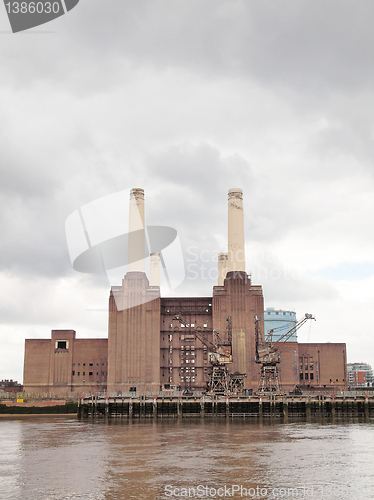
[78,372,80,376]
[169,323,173,328]
[203,323,208,328]
[96,372,99,376]
[310,373,314,380]
[181,376,184,382]
[169,334,173,341]
[310,365,314,370]
[55,340,68,350]
[305,373,309,380]
[89,363,93,366]
[169,367,173,373]
[300,373,303,380]
[169,377,173,383]
[72,371,75,376]
[89,372,93,376]
[169,358,173,364]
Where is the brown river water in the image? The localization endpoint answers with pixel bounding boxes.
[0,416,373,500]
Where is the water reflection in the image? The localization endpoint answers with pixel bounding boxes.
[0,417,373,500]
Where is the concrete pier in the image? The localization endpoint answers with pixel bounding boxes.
[78,394,374,419]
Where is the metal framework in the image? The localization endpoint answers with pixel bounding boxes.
[255,313,315,395]
[175,314,245,395]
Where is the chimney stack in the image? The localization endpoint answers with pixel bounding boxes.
[127,188,145,273]
[218,252,228,286]
[228,188,245,273]
[149,252,161,287]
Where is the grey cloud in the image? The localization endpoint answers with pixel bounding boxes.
[2,1,374,96]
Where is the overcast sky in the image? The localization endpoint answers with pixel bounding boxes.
[1,0,374,383]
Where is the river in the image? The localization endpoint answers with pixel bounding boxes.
[0,416,373,500]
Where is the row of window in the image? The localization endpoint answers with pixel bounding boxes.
[168,367,196,373]
[72,371,107,377]
[300,365,314,371]
[166,376,197,383]
[170,323,209,328]
[266,311,294,316]
[167,358,197,364]
[168,347,196,353]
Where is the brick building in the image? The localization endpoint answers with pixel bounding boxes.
[23,188,348,396]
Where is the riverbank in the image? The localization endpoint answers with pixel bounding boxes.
[0,402,78,415]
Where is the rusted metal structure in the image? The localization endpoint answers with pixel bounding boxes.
[174,313,246,395]
[255,314,316,394]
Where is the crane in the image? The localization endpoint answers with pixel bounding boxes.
[255,313,315,394]
[174,314,245,395]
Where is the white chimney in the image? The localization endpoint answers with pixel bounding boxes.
[228,188,245,273]
[149,252,161,287]
[218,252,228,286]
[127,188,145,273]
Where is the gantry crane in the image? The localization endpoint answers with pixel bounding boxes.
[255,313,315,394]
[174,314,245,395]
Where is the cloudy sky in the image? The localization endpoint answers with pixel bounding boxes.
[1,0,374,383]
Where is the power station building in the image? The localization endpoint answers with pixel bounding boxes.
[23,189,348,396]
